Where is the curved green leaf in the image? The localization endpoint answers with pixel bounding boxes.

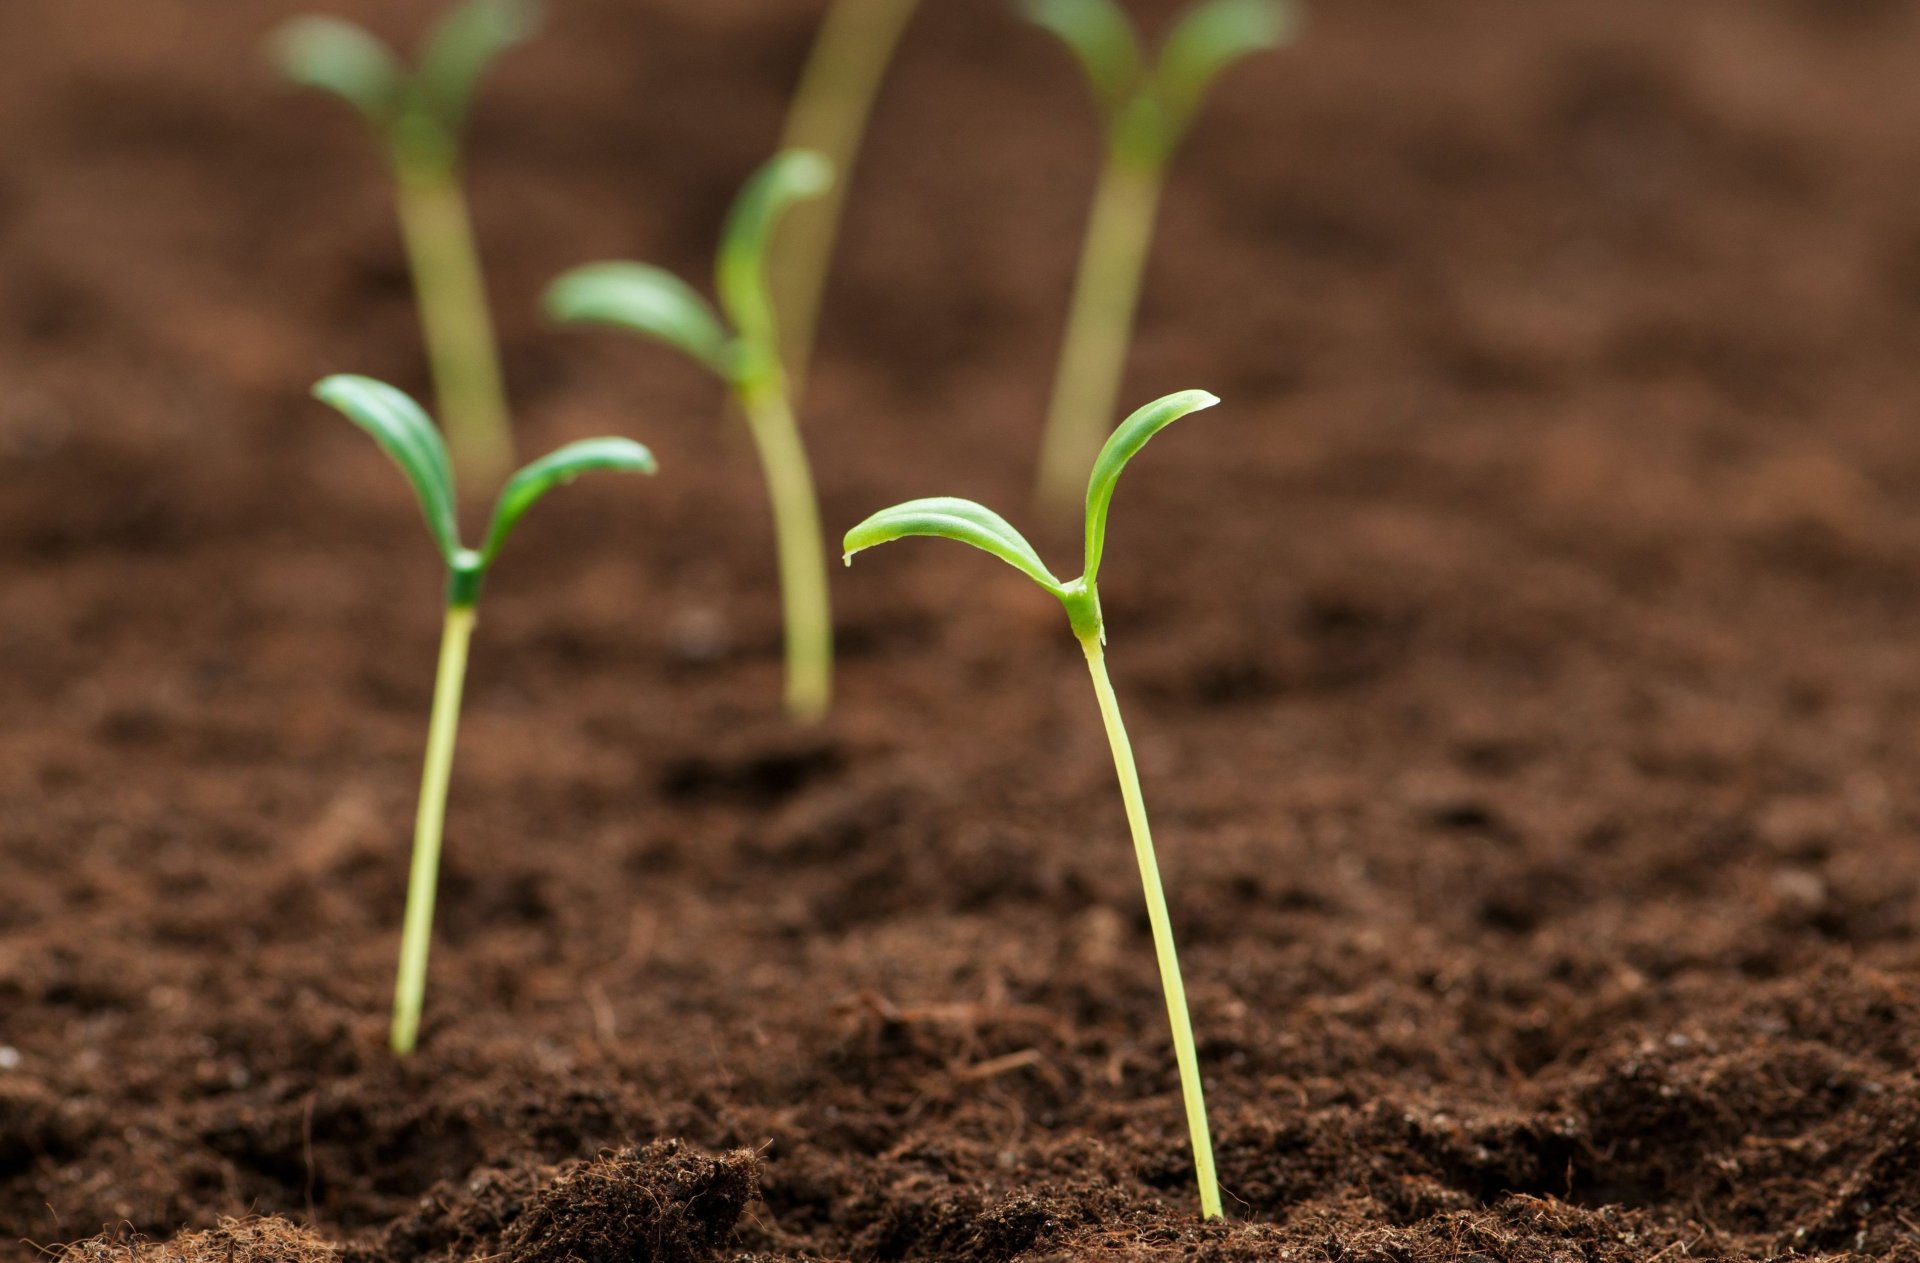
[1152,0,1295,133]
[545,262,734,377]
[844,497,1063,594]
[314,375,462,567]
[1083,389,1217,583]
[715,150,834,366]
[479,437,657,567]
[270,16,404,126]
[415,0,540,133]
[1022,0,1144,117]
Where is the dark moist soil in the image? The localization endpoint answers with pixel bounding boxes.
[6,0,1920,1259]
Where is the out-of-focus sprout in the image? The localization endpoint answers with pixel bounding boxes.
[844,389,1225,1219]
[272,0,538,483]
[1026,0,1297,513]
[312,374,656,1055]
[545,152,838,723]
[773,0,922,393]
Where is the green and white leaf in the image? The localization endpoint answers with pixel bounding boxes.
[715,150,834,365]
[415,0,540,132]
[1152,0,1294,132]
[1083,389,1217,583]
[1022,0,1144,117]
[545,262,735,377]
[480,437,657,567]
[844,497,1064,594]
[270,16,404,126]
[313,375,462,566]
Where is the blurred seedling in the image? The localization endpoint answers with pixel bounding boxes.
[843,388,1224,1219]
[1026,0,1296,512]
[544,151,837,723]
[312,374,656,1055]
[772,0,922,391]
[272,0,538,483]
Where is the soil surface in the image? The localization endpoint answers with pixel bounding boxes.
[6,1,1920,1259]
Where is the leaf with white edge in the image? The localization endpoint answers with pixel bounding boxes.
[844,497,1064,594]
[715,150,834,364]
[1083,389,1217,584]
[314,375,462,566]
[415,0,539,132]
[545,262,734,377]
[1152,0,1294,134]
[479,437,657,567]
[1022,0,1144,117]
[271,16,404,126]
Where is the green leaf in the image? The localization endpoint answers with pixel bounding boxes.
[313,375,463,567]
[479,437,657,567]
[270,16,404,126]
[543,262,734,377]
[1022,0,1144,117]
[415,0,540,133]
[1152,0,1295,133]
[715,150,835,367]
[1083,389,1217,583]
[843,497,1063,594]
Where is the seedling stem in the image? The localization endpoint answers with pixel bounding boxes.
[395,161,514,482]
[743,384,835,719]
[392,596,476,1055]
[775,0,921,390]
[1079,630,1219,1218]
[1034,153,1162,512]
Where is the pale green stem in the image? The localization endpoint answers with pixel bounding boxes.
[391,602,476,1056]
[773,0,921,394]
[394,160,515,484]
[1035,155,1166,515]
[738,385,833,722]
[1080,632,1221,1220]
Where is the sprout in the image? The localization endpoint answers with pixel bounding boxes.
[544,151,837,723]
[772,0,922,392]
[312,374,656,1055]
[843,388,1224,1220]
[1025,0,1297,513]
[271,0,539,483]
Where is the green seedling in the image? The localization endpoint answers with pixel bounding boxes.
[844,388,1224,1219]
[1026,0,1295,513]
[772,0,922,391]
[272,0,538,483]
[544,151,837,723]
[312,374,656,1055]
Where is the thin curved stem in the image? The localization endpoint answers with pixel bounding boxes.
[739,385,834,722]
[1080,632,1221,1220]
[774,0,921,394]
[1034,155,1165,516]
[391,602,475,1055]
[394,160,515,485]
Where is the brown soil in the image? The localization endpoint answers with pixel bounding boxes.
[6,0,1920,1259]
